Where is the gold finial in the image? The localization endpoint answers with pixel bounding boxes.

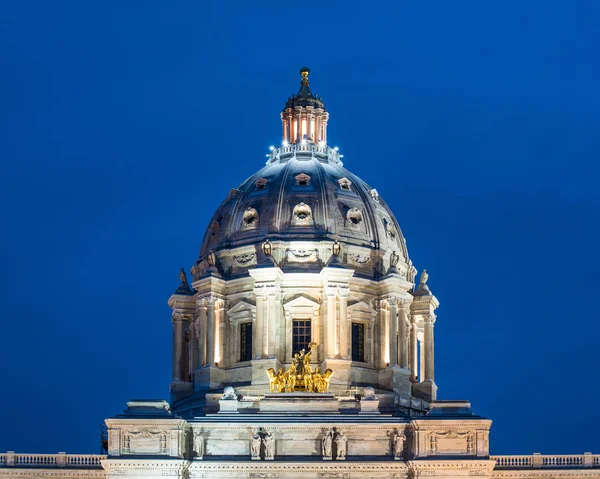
[300,66,310,85]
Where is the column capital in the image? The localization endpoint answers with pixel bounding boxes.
[324,285,338,297]
[196,297,208,308]
[172,311,191,323]
[338,286,350,298]
[423,314,437,324]
[197,293,218,304]
[387,296,399,306]
[398,297,412,308]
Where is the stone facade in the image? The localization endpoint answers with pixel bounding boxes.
[2,68,598,479]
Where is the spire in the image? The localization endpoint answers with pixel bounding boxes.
[297,66,313,98]
[281,67,329,145]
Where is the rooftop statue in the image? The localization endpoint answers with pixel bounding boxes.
[266,343,333,393]
[179,268,188,284]
[420,269,429,285]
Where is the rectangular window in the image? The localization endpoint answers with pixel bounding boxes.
[239,322,253,362]
[292,319,311,356]
[352,322,365,362]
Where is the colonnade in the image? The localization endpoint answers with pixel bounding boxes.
[281,107,328,144]
[253,285,282,359]
[171,287,437,388]
[379,297,436,383]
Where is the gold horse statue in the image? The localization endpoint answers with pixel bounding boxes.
[265,343,334,393]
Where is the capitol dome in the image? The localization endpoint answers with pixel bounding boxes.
[170,68,439,411]
[195,69,413,282]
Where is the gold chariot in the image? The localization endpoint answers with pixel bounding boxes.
[266,342,333,393]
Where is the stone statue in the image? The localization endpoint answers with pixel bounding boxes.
[322,431,333,459]
[222,386,236,400]
[264,432,275,460]
[179,268,188,284]
[193,432,204,458]
[262,238,272,256]
[390,250,400,267]
[420,269,428,285]
[363,386,376,399]
[251,433,261,459]
[335,431,348,459]
[393,431,406,460]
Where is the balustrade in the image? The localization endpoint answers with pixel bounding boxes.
[492,453,599,469]
[0,452,105,468]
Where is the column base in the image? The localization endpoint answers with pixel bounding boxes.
[170,381,194,402]
[194,365,226,392]
[378,365,412,397]
[412,379,438,402]
[320,358,351,388]
[251,357,281,388]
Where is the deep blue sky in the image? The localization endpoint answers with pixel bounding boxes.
[1,1,599,456]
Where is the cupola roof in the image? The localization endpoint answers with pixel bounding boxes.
[283,67,326,111]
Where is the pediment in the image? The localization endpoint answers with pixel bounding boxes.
[283,294,320,310]
[227,300,255,315]
[348,300,377,316]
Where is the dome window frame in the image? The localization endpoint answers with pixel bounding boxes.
[255,178,269,190]
[241,207,259,230]
[338,177,352,191]
[295,173,311,187]
[346,207,363,229]
[292,202,313,226]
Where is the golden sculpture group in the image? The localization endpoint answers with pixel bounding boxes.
[266,343,333,393]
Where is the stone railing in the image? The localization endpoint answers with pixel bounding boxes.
[269,143,341,164]
[0,452,105,468]
[492,453,599,469]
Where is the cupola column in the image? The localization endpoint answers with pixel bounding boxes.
[376,300,387,367]
[388,297,398,366]
[338,286,349,359]
[423,314,436,381]
[409,318,419,379]
[398,299,411,368]
[205,295,216,366]
[171,312,185,382]
[267,286,281,358]
[253,289,265,358]
[325,286,337,358]
[196,299,207,367]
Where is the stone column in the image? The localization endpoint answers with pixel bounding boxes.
[296,110,301,142]
[190,316,198,372]
[325,287,337,358]
[375,300,386,367]
[172,312,184,382]
[197,300,207,367]
[338,287,349,359]
[409,320,418,379]
[388,298,398,366]
[254,289,265,358]
[398,300,409,368]
[206,296,216,366]
[424,314,436,381]
[215,300,225,366]
[419,338,425,382]
[267,287,279,358]
[368,320,375,364]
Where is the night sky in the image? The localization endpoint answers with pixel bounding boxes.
[1,1,599,456]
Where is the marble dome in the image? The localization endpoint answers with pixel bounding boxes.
[193,69,414,282]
